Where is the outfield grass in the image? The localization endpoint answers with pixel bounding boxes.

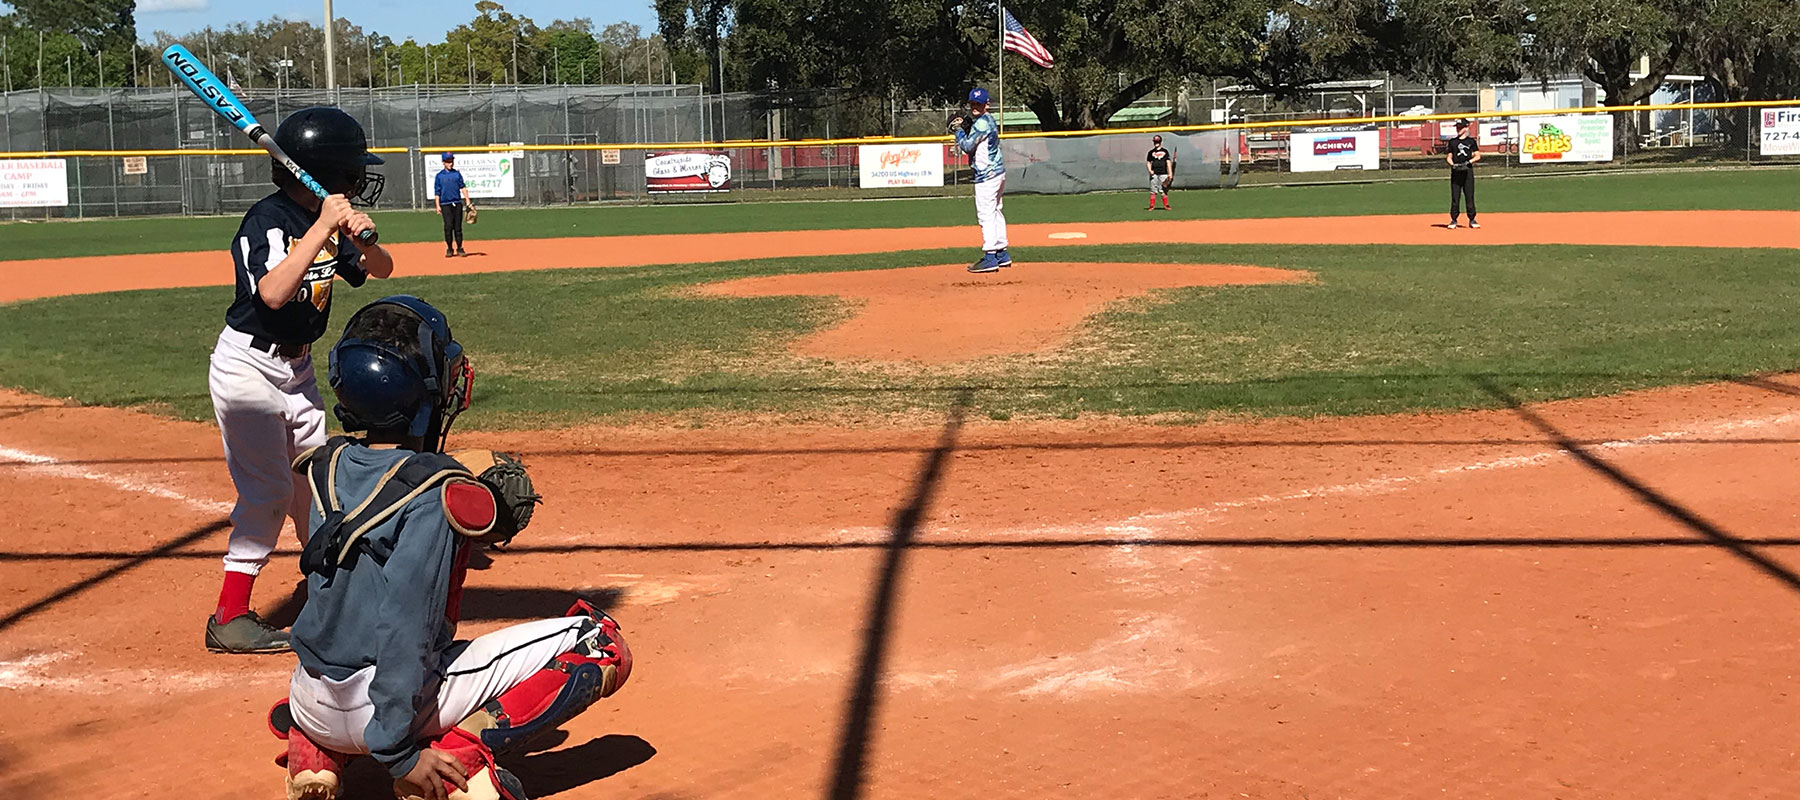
[1,168,1795,262]
[1,242,1795,427]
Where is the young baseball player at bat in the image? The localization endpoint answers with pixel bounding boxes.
[951,87,1011,274]
[268,296,631,800]
[204,106,394,654]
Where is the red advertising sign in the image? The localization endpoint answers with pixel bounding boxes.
[646,151,733,194]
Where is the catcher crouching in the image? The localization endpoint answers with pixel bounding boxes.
[268,295,631,800]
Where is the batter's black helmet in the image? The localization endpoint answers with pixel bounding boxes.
[328,296,472,452]
[272,106,385,206]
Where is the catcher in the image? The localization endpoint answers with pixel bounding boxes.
[267,295,632,800]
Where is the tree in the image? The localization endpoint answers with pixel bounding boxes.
[656,0,732,90]
[1386,0,1532,87]
[1525,0,1694,150]
[537,19,602,83]
[445,0,541,84]
[6,0,134,52]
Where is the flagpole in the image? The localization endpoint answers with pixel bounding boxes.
[996,3,1004,132]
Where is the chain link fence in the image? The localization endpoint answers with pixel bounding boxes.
[2,83,1796,220]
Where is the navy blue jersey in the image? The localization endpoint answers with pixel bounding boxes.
[225,192,366,344]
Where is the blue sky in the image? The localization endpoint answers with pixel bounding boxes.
[127,0,658,43]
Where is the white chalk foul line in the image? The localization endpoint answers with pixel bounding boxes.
[0,445,232,516]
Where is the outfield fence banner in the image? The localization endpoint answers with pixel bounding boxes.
[424,152,518,199]
[0,158,69,207]
[646,151,733,193]
[1760,108,1800,156]
[1520,115,1614,163]
[1289,129,1381,172]
[858,143,945,188]
[1001,129,1240,194]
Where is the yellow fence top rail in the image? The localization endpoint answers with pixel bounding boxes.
[1,98,1794,160]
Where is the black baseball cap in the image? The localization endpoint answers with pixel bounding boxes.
[1454,118,1471,129]
[1152,134,1163,143]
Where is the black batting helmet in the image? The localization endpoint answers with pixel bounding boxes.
[272,106,385,206]
[328,296,472,452]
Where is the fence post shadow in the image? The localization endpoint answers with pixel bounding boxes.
[824,391,968,800]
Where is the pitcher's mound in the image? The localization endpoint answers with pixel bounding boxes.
[701,261,1310,363]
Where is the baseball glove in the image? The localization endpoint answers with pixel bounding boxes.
[946,112,971,136]
[1162,176,1173,191]
[446,449,541,546]
[464,203,478,224]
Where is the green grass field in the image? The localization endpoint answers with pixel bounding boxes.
[2,168,1795,261]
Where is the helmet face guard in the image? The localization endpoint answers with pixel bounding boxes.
[329,295,472,452]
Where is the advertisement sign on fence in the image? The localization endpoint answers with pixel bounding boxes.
[1760,108,1800,156]
[1519,115,1614,163]
[646,152,732,193]
[121,156,148,176]
[0,159,69,208]
[858,143,945,188]
[1289,129,1380,172]
[424,153,517,199]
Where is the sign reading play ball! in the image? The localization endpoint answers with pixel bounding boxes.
[858,144,944,188]
[423,152,516,199]
[645,152,732,194]
[1519,115,1614,163]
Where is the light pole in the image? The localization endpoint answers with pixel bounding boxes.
[323,0,337,91]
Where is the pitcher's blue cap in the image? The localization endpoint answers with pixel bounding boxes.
[968,87,990,105]
[441,152,455,161]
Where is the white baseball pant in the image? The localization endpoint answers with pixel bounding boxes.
[974,176,1008,252]
[209,326,327,576]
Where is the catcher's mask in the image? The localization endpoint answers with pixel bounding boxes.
[328,295,473,452]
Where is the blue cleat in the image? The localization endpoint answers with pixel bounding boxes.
[995,248,1012,268]
[967,252,1001,273]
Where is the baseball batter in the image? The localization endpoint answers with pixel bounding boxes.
[1446,118,1481,228]
[205,106,393,654]
[1146,134,1176,211]
[270,296,630,800]
[951,87,1011,274]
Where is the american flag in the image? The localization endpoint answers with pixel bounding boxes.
[1003,8,1055,69]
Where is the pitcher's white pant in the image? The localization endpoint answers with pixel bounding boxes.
[287,616,592,754]
[209,326,327,576]
[974,176,1008,252]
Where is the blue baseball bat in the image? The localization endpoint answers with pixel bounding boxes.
[161,44,378,245]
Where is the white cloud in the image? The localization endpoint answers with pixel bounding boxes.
[139,0,210,12]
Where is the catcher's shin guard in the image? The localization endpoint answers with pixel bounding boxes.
[457,602,632,757]
[269,699,352,800]
[394,728,527,800]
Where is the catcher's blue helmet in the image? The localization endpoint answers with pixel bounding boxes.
[329,295,471,450]
[968,87,991,105]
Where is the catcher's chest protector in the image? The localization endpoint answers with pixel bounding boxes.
[294,437,477,579]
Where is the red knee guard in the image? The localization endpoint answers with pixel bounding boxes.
[457,603,632,756]
[270,700,352,800]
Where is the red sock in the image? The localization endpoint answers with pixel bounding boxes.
[215,571,256,624]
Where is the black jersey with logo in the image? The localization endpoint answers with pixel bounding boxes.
[224,192,367,344]
[1146,146,1174,175]
[1449,136,1480,169]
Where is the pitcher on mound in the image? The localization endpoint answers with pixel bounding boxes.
[950,87,1011,274]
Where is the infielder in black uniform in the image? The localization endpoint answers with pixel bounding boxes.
[1146,134,1175,211]
[1446,119,1481,229]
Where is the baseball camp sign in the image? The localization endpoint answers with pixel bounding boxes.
[1519,115,1614,163]
[858,143,945,188]
[0,159,70,208]
[646,152,733,194]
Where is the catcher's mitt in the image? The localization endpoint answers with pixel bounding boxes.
[446,449,540,546]
[464,204,478,224]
